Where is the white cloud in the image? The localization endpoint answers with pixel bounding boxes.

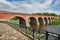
[51,0,60,7]
[10,0,52,12]
[0,0,60,15]
[0,0,17,9]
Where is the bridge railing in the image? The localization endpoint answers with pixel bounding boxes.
[0,21,60,40]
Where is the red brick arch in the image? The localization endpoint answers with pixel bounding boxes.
[8,15,26,20]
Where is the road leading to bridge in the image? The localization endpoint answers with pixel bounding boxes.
[0,22,31,40]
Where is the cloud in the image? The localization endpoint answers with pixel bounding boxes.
[0,0,60,14]
[52,0,60,6]
[0,0,17,10]
[10,0,53,12]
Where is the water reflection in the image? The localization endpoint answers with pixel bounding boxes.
[48,36,57,40]
[32,24,47,31]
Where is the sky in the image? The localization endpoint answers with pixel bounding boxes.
[0,0,60,15]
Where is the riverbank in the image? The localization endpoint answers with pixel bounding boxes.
[0,23,31,40]
[50,18,60,25]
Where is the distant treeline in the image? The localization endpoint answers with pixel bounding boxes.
[33,12,57,16]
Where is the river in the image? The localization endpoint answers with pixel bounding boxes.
[45,25,60,34]
[44,25,60,40]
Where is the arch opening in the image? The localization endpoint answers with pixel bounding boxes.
[51,18,53,20]
[51,17,53,23]
[9,16,26,27]
[28,17,37,29]
[38,17,43,25]
[44,17,48,25]
[48,18,51,24]
[38,17,44,30]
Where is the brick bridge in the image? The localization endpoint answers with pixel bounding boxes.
[0,10,58,30]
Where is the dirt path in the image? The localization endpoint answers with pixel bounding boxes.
[0,23,31,40]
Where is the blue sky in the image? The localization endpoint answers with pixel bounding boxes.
[0,0,60,14]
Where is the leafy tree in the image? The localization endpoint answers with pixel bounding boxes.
[50,13,57,16]
[35,12,57,16]
[42,12,50,16]
[35,13,42,15]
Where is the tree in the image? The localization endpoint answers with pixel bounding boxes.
[50,13,57,16]
[35,13,42,15]
[35,12,57,16]
[42,12,50,16]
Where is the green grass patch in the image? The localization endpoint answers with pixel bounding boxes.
[10,19,19,24]
[20,27,44,40]
[51,19,60,25]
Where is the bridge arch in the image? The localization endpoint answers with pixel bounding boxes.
[38,17,44,30]
[48,17,51,24]
[44,17,48,25]
[51,17,53,20]
[38,17,43,25]
[28,17,37,29]
[51,17,53,23]
[8,16,26,27]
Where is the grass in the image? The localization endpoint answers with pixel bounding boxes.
[20,27,44,40]
[51,19,60,25]
[9,19,19,24]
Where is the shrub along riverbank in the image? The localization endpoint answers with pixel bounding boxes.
[50,18,60,25]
